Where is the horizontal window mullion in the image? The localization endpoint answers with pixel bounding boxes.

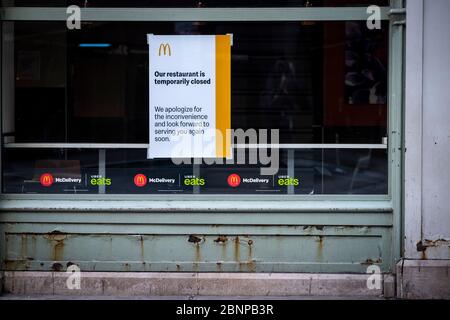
[4,143,149,149]
[0,197,393,213]
[4,143,388,150]
[1,7,391,22]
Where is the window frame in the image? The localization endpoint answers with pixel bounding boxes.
[0,2,403,205]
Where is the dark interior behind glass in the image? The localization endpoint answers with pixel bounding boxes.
[2,19,389,194]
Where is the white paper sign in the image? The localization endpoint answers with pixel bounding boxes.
[147,34,231,159]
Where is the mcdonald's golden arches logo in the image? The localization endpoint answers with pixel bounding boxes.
[134,173,148,187]
[227,173,241,188]
[40,173,54,187]
[158,43,171,56]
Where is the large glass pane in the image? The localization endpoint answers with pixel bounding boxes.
[2,20,389,194]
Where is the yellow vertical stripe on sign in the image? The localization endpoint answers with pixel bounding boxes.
[215,35,231,158]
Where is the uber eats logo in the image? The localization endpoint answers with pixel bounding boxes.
[183,176,205,186]
[277,176,299,187]
[90,175,112,186]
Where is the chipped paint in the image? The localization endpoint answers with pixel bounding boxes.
[51,262,63,271]
[214,235,228,244]
[43,232,68,263]
[1,227,392,273]
[423,239,450,247]
[416,239,450,260]
[361,258,383,265]
[188,234,204,244]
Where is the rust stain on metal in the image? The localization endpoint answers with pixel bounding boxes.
[303,226,325,232]
[214,235,228,244]
[193,242,202,272]
[188,235,204,272]
[51,262,63,271]
[416,241,428,260]
[421,251,427,260]
[234,236,241,263]
[194,243,201,262]
[44,232,68,262]
[233,236,256,272]
[44,231,67,241]
[316,236,324,261]
[139,235,145,261]
[247,239,253,262]
[416,241,426,252]
[49,237,65,262]
[188,234,204,244]
[423,239,450,247]
[415,239,450,260]
[361,258,383,265]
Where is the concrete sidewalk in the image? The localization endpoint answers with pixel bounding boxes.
[1,271,394,299]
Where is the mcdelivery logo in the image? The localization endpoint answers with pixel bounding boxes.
[227,173,241,188]
[40,173,54,187]
[134,174,148,187]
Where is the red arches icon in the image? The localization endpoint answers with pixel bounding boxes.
[40,173,54,187]
[134,174,148,187]
[227,173,241,188]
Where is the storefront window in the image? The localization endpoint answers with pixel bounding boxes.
[1,4,390,195]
